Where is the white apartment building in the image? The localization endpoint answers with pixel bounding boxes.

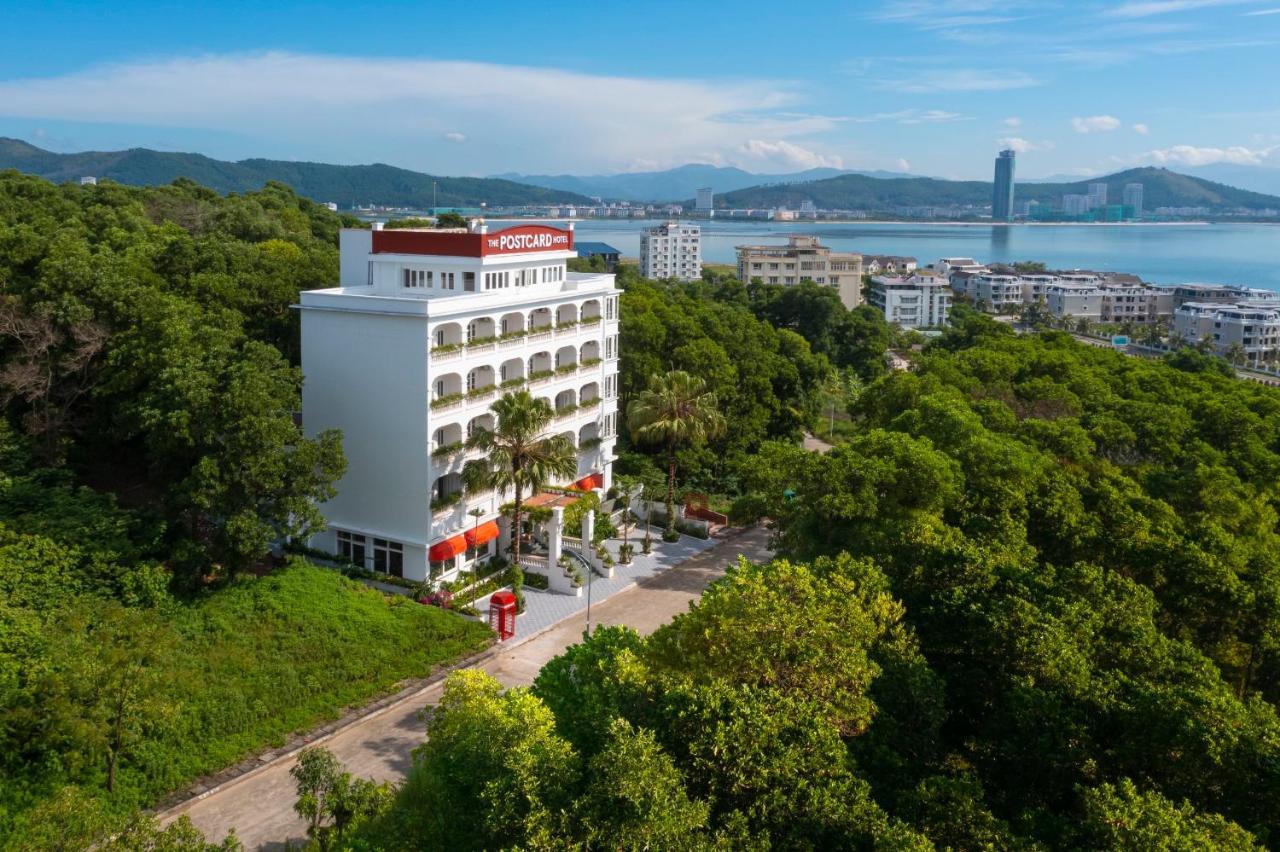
[936,257,985,279]
[864,255,919,276]
[736,235,864,309]
[1045,282,1104,321]
[1019,274,1059,303]
[640,221,702,280]
[970,273,1024,312]
[1174,301,1280,362]
[695,187,714,212]
[298,223,621,583]
[868,274,952,329]
[1101,282,1169,324]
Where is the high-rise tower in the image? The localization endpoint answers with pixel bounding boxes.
[993,149,1016,221]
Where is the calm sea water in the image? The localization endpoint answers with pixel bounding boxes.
[543,219,1280,292]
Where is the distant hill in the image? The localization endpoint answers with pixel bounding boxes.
[714,167,1280,213]
[0,138,594,208]
[1182,163,1280,197]
[492,163,919,202]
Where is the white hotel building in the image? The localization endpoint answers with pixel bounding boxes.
[297,223,621,583]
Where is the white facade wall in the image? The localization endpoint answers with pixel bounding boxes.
[869,275,951,328]
[1045,284,1103,321]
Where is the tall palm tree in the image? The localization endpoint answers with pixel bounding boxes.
[463,390,576,569]
[626,371,725,535]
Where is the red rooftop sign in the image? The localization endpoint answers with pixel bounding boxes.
[372,225,573,258]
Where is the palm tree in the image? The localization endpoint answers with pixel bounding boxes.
[626,371,725,536]
[463,390,576,569]
[614,476,639,562]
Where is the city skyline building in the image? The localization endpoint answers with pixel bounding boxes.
[1123,182,1144,218]
[992,149,1016,221]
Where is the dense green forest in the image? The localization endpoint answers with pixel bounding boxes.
[0,139,594,207]
[0,172,494,845]
[344,314,1280,849]
[715,166,1280,212]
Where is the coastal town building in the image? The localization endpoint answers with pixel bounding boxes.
[735,235,864,309]
[1045,282,1104,322]
[992,149,1016,221]
[640,221,702,280]
[1174,301,1280,363]
[864,255,918,276]
[297,222,621,584]
[869,273,952,328]
[1123,183,1144,218]
[695,187,714,213]
[969,273,1023,312]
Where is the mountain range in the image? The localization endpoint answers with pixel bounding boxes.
[489,164,915,202]
[711,167,1280,213]
[0,138,594,207]
[3,138,1278,215]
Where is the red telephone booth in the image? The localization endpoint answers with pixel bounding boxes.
[489,590,517,641]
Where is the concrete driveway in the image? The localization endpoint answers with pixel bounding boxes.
[162,526,773,850]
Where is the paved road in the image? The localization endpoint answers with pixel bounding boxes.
[163,527,773,850]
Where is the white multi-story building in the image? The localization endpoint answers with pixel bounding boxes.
[1123,183,1144,218]
[695,187,714,212]
[936,257,985,279]
[735,235,864,309]
[298,223,621,583]
[868,274,952,329]
[1045,282,1103,321]
[640,221,702,280]
[1174,301,1280,363]
[970,273,1024,312]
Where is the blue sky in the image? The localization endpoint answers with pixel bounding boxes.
[0,0,1277,179]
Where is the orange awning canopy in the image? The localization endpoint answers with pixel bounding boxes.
[428,535,467,562]
[464,520,500,547]
[574,472,604,491]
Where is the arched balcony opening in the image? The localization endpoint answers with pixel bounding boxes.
[432,372,462,401]
[499,357,525,387]
[432,472,463,510]
[579,340,601,363]
[466,365,496,393]
[467,413,495,439]
[432,322,463,349]
[578,422,600,444]
[500,311,526,336]
[530,307,553,331]
[528,351,553,378]
[467,317,496,343]
[432,423,463,452]
[554,345,578,371]
[556,303,579,326]
[579,382,600,404]
[581,299,602,321]
[558,430,577,450]
[555,389,577,413]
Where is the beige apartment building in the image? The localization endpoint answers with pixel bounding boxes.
[736,235,864,309]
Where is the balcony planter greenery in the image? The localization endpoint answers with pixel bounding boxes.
[555,319,579,330]
[466,335,499,347]
[579,436,604,450]
[581,316,602,325]
[430,492,463,511]
[500,377,527,389]
[555,404,578,417]
[431,441,464,459]
[430,342,463,355]
[528,369,555,382]
[498,329,528,341]
[555,363,579,375]
[580,358,602,368]
[466,386,496,400]
[430,392,465,409]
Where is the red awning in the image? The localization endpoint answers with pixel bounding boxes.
[464,520,500,547]
[428,535,467,562]
[573,472,604,491]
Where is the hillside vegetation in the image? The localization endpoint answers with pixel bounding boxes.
[341,313,1280,850]
[0,139,593,207]
[715,166,1280,211]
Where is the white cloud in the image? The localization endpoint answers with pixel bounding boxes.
[851,108,970,123]
[872,68,1039,93]
[1003,116,1022,127]
[896,158,912,172]
[1137,144,1279,166]
[1133,123,1149,134]
[0,51,835,173]
[1071,115,1122,133]
[997,137,1036,153]
[1104,0,1260,18]
[1244,6,1280,12]
[442,131,466,143]
[736,140,844,170]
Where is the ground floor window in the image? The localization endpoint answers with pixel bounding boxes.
[466,539,493,563]
[372,538,404,577]
[337,530,367,567]
[430,559,452,579]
